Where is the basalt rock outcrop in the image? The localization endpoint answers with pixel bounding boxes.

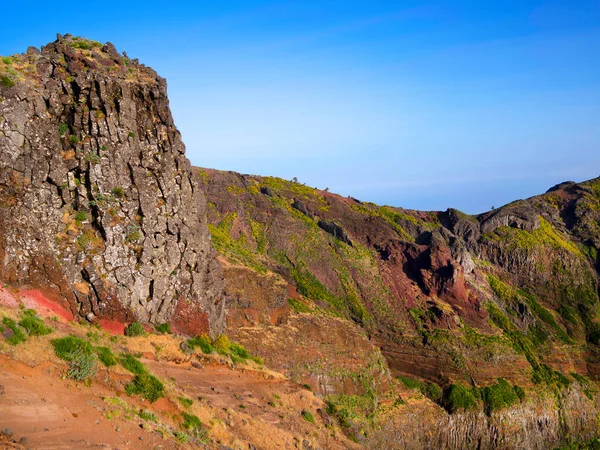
[0,36,224,334]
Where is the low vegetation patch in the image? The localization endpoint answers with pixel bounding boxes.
[288,297,311,313]
[532,364,571,389]
[325,392,376,436]
[1,317,27,345]
[177,397,193,408]
[119,353,146,374]
[94,346,118,367]
[137,409,158,422]
[155,322,172,334]
[69,38,103,50]
[553,437,600,450]
[398,375,442,403]
[51,335,93,360]
[571,373,596,400]
[181,412,208,442]
[213,334,231,355]
[208,213,267,273]
[0,74,15,88]
[125,372,165,403]
[124,321,146,337]
[186,334,263,365]
[66,348,97,380]
[301,409,315,423]
[444,383,478,413]
[480,378,522,414]
[51,335,97,380]
[187,335,213,354]
[18,309,53,336]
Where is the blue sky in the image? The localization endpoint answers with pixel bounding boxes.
[2,1,599,213]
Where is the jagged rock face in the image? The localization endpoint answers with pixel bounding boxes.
[0,36,224,334]
[370,386,598,450]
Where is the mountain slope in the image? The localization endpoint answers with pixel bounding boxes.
[199,167,600,447]
[2,35,600,449]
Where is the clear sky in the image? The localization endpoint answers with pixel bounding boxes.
[2,1,599,213]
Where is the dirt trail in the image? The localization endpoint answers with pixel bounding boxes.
[0,356,176,450]
[0,296,356,450]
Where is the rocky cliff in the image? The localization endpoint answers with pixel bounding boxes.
[0,35,224,335]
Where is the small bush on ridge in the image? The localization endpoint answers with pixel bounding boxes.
[66,347,97,380]
[125,372,165,403]
[124,321,145,337]
[2,317,27,345]
[119,353,146,374]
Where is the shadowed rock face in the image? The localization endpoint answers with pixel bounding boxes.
[0,35,224,334]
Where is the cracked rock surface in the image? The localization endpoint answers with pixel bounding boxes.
[0,35,224,335]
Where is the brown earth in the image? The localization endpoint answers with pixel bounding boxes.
[0,296,358,450]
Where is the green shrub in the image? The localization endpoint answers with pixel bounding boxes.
[18,312,52,336]
[58,123,69,136]
[126,226,142,243]
[187,335,213,354]
[532,364,571,389]
[155,323,171,334]
[480,378,520,413]
[288,298,311,313]
[137,409,158,422]
[173,431,189,443]
[213,335,231,355]
[125,372,165,402]
[181,412,208,441]
[301,409,315,423]
[74,211,88,223]
[444,383,478,413]
[0,74,15,88]
[513,385,526,401]
[553,437,600,450]
[70,40,102,50]
[422,382,443,403]
[128,131,135,138]
[230,342,249,360]
[124,322,145,337]
[177,397,193,408]
[68,135,79,145]
[94,346,117,367]
[398,376,422,390]
[51,335,92,360]
[2,317,26,345]
[111,187,125,198]
[555,371,572,389]
[119,354,146,375]
[66,348,97,380]
[398,376,442,402]
[325,400,352,428]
